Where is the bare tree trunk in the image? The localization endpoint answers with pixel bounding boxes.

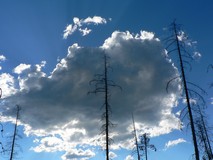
[173,22,200,160]
[10,105,20,160]
[198,124,211,160]
[198,108,213,159]
[88,53,121,160]
[201,117,213,159]
[132,114,140,160]
[144,134,148,160]
[139,133,156,160]
[104,54,110,160]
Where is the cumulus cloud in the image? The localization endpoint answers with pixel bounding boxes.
[164,138,186,150]
[0,73,17,98]
[1,30,181,159]
[63,16,108,38]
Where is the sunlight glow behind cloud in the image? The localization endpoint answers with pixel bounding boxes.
[0,30,181,159]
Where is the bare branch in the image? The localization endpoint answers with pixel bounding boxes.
[88,53,121,160]
[166,76,181,93]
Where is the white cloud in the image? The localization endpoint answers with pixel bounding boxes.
[0,73,17,98]
[193,51,202,60]
[35,61,46,72]
[63,16,108,39]
[1,30,181,158]
[125,155,134,160]
[79,28,92,36]
[73,17,80,25]
[61,149,95,160]
[13,63,31,74]
[109,152,117,159]
[82,16,107,25]
[138,30,155,40]
[0,55,6,61]
[164,138,186,150]
[63,24,78,39]
[0,55,6,70]
[32,136,64,152]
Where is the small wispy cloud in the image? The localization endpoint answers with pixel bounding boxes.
[210,97,213,104]
[79,27,92,36]
[63,24,78,39]
[193,51,202,60]
[13,63,31,74]
[63,16,109,39]
[0,55,6,61]
[82,16,107,25]
[164,138,186,150]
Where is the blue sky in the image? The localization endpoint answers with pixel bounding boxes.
[0,0,213,160]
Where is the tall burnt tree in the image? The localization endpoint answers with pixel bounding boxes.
[1,105,22,159]
[9,105,21,160]
[0,121,4,155]
[195,107,213,160]
[132,113,140,160]
[89,53,121,160]
[0,87,4,154]
[139,133,156,160]
[165,20,202,160]
[0,88,2,98]
[196,121,212,160]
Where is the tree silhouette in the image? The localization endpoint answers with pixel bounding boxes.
[195,107,213,160]
[3,105,22,160]
[139,133,156,160]
[0,87,1,102]
[0,87,4,154]
[88,53,121,160]
[132,113,140,160]
[9,105,21,160]
[165,20,204,160]
[0,124,4,155]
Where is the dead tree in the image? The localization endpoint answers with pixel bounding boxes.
[0,87,1,102]
[197,122,212,160]
[165,20,202,160]
[0,87,4,154]
[195,106,213,160]
[132,113,140,160]
[0,124,4,154]
[139,133,156,160]
[9,105,21,160]
[88,53,121,160]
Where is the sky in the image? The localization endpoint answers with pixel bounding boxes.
[0,0,213,160]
